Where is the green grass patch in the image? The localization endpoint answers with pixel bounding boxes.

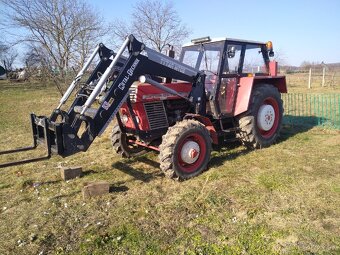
[0,81,339,254]
[257,172,294,191]
[0,183,11,190]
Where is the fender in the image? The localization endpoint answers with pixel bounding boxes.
[184,114,218,144]
[234,76,287,116]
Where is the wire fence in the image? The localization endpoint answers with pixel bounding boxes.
[282,93,340,129]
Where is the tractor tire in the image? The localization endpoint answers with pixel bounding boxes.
[159,119,212,180]
[236,84,283,149]
[111,125,146,158]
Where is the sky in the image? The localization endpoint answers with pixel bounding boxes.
[88,0,340,66]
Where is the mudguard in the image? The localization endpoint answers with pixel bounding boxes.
[234,76,287,116]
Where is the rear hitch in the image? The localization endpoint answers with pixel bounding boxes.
[0,114,52,168]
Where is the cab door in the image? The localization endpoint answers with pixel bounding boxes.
[217,43,243,116]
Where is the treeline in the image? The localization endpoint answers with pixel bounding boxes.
[280,62,340,74]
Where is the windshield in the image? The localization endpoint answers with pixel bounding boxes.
[180,41,224,95]
[180,41,224,74]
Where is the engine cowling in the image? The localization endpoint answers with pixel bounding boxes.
[119,82,192,131]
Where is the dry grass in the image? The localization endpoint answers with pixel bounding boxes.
[0,80,339,254]
[285,72,340,93]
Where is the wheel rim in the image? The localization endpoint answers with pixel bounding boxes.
[177,133,206,173]
[257,97,280,138]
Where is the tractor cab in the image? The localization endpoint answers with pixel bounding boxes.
[179,36,277,118]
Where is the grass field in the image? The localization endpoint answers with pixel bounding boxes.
[0,80,339,254]
[285,72,340,94]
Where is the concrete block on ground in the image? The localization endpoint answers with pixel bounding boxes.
[60,166,83,181]
[83,181,110,199]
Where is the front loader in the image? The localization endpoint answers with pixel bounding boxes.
[0,35,205,167]
[0,34,287,180]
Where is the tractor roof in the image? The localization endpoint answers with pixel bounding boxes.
[182,37,267,47]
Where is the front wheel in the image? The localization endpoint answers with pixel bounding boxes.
[111,125,147,158]
[159,119,212,180]
[237,84,283,149]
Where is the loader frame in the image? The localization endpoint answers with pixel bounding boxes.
[0,35,205,167]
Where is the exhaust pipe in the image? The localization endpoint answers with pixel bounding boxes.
[139,75,190,101]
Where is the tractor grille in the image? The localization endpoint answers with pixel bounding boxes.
[143,101,169,130]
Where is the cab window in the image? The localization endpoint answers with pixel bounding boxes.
[223,44,242,74]
[199,50,220,74]
[243,44,267,74]
[182,50,200,68]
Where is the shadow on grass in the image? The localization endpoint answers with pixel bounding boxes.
[109,184,129,193]
[210,116,319,168]
[210,141,250,168]
[279,115,319,142]
[81,170,98,177]
[137,156,160,169]
[111,161,163,183]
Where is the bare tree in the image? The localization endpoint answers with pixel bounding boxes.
[24,46,53,76]
[112,0,190,53]
[300,61,322,72]
[273,49,287,66]
[0,42,18,71]
[0,0,107,77]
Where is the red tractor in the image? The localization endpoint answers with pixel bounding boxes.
[114,36,286,179]
[0,35,286,181]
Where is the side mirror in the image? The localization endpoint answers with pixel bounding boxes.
[227,46,236,58]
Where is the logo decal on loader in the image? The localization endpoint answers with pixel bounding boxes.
[118,59,140,91]
[160,57,185,73]
[102,97,114,110]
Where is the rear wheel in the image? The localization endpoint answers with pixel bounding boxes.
[111,125,146,158]
[159,119,212,180]
[237,84,283,149]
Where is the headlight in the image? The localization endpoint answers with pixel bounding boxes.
[121,114,129,124]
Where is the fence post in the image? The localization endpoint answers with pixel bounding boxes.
[330,72,335,87]
[322,67,326,87]
[308,68,312,89]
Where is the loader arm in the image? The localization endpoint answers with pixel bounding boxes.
[64,35,206,156]
[0,35,205,167]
